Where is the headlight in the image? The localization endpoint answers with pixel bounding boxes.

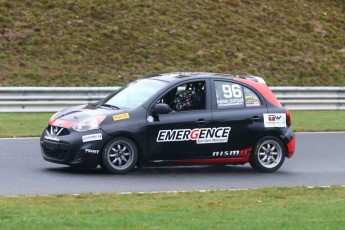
[73,116,106,132]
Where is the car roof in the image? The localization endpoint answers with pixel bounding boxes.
[147,72,281,107]
[148,72,235,82]
[148,72,266,84]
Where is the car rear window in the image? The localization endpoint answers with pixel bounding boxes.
[215,81,261,109]
[215,81,245,109]
[244,87,261,107]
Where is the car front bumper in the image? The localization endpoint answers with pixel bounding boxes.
[40,128,110,168]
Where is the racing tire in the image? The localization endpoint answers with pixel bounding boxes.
[100,137,138,174]
[250,136,285,173]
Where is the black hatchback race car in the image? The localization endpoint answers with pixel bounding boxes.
[40,72,296,174]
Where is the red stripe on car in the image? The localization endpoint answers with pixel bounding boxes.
[170,156,250,164]
[50,119,76,128]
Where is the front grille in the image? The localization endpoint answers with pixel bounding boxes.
[48,125,70,136]
[42,145,69,161]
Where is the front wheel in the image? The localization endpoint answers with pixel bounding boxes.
[250,136,285,173]
[100,137,138,174]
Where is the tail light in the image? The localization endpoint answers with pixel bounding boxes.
[286,109,291,127]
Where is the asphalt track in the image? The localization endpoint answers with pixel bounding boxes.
[0,133,344,196]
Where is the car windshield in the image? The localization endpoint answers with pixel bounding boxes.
[103,78,168,109]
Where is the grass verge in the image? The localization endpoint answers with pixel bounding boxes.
[1,186,345,229]
[0,111,344,138]
[291,110,345,132]
[0,113,52,138]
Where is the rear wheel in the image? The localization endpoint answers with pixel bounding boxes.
[250,136,285,173]
[100,137,138,174]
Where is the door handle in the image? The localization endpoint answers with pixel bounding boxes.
[250,116,261,122]
[196,119,208,126]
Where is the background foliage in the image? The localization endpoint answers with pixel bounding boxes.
[0,0,344,87]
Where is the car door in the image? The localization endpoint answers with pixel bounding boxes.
[210,79,267,157]
[146,79,214,160]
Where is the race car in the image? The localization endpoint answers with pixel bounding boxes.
[40,72,296,174]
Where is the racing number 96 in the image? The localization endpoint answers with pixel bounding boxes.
[222,84,242,98]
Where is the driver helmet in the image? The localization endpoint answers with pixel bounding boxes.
[173,89,203,111]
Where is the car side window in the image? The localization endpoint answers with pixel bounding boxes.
[215,81,245,109]
[158,81,206,112]
[244,87,261,107]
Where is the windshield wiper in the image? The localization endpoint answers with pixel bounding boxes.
[100,103,120,110]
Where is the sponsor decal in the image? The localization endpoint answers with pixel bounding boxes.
[113,113,130,121]
[44,136,60,142]
[213,150,240,157]
[82,133,102,143]
[263,113,286,128]
[245,95,260,107]
[157,127,231,144]
[217,98,244,107]
[212,148,252,157]
[85,149,100,155]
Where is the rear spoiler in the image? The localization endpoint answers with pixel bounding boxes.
[235,75,266,84]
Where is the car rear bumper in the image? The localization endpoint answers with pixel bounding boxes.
[287,136,296,158]
[279,128,296,158]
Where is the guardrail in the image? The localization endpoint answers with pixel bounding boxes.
[272,87,345,110]
[0,86,345,112]
[0,87,120,113]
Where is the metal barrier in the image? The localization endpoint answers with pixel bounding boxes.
[1,86,345,112]
[273,87,345,110]
[0,87,119,113]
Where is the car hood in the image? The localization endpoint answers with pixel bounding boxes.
[49,104,128,128]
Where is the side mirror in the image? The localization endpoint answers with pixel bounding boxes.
[153,103,171,114]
